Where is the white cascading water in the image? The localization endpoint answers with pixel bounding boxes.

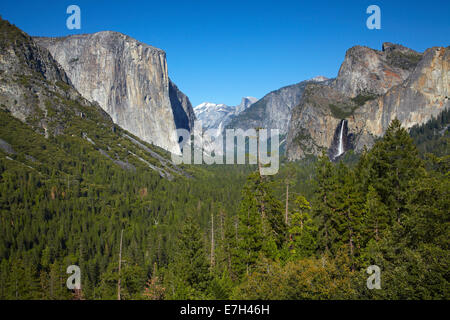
[336,120,345,158]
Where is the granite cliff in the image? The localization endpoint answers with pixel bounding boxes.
[34,32,195,154]
[286,43,449,160]
[227,77,329,135]
[0,17,189,179]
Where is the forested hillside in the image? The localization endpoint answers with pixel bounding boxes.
[1,111,448,299]
[0,17,448,300]
[410,108,450,157]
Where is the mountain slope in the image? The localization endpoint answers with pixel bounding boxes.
[286,43,449,160]
[194,97,258,132]
[34,32,195,154]
[227,77,329,134]
[194,102,235,131]
[0,17,189,181]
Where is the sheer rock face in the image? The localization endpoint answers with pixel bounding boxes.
[286,84,348,159]
[353,46,449,142]
[227,78,329,135]
[287,44,449,160]
[333,44,421,97]
[35,32,194,154]
[0,18,111,136]
[169,79,195,131]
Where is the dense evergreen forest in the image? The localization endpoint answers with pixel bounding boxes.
[1,99,448,300]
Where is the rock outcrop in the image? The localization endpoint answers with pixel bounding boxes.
[0,21,69,84]
[34,32,194,154]
[194,102,235,131]
[235,96,259,114]
[286,83,350,159]
[0,18,107,131]
[352,46,449,147]
[169,79,195,131]
[0,17,190,179]
[227,77,329,135]
[333,44,421,97]
[287,43,449,160]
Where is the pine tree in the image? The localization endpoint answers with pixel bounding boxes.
[166,215,212,299]
[362,186,389,244]
[234,172,266,277]
[234,171,286,278]
[366,119,425,224]
[313,154,339,253]
[287,195,317,259]
[334,163,364,269]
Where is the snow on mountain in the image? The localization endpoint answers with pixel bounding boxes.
[194,97,258,131]
[310,75,329,82]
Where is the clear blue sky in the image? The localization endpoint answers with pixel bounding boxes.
[1,0,449,106]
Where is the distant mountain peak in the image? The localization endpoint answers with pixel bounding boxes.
[310,76,329,82]
[194,97,258,130]
[194,102,228,109]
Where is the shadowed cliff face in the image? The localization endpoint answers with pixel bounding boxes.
[328,120,353,161]
[286,43,449,161]
[34,32,194,154]
[169,79,195,132]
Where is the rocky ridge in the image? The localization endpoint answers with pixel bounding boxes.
[194,96,258,132]
[227,77,329,135]
[34,32,195,155]
[0,17,189,179]
[286,43,449,160]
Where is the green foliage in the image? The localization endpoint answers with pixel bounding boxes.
[233,253,356,300]
[329,94,377,119]
[0,101,448,300]
[164,215,212,299]
[364,119,425,223]
[232,172,286,278]
[329,103,357,119]
[386,51,422,70]
[409,107,450,157]
[351,93,377,106]
[0,17,29,50]
[286,196,317,259]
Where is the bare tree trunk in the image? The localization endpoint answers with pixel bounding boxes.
[256,128,267,234]
[285,183,289,225]
[211,213,215,268]
[375,220,379,242]
[220,210,225,241]
[349,228,355,272]
[118,229,123,301]
[257,128,262,175]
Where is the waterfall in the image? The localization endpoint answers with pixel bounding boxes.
[336,120,345,158]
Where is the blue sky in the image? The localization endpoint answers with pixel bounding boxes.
[1,0,449,106]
